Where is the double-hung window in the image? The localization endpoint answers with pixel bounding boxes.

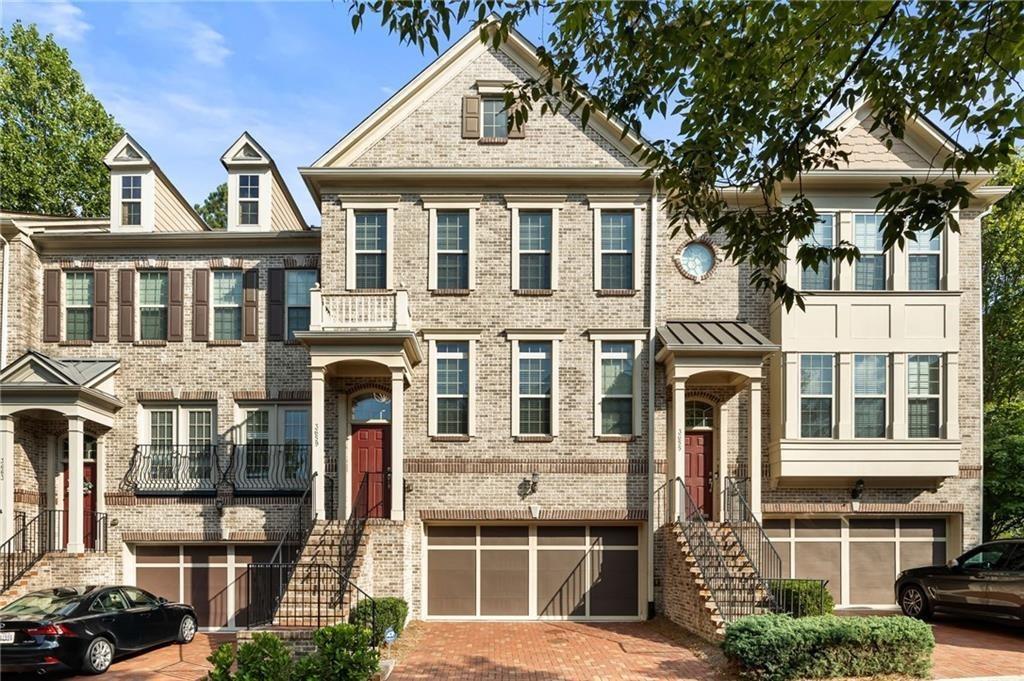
[239,175,259,225]
[854,354,888,438]
[801,215,834,291]
[244,409,271,479]
[65,271,94,341]
[436,211,470,289]
[354,211,387,289]
[435,341,470,435]
[599,341,634,435]
[519,211,553,290]
[481,97,508,140]
[121,175,142,226]
[854,214,887,290]
[213,270,243,340]
[908,355,941,438]
[908,231,942,290]
[282,408,310,480]
[139,271,168,341]
[148,410,175,480]
[518,341,553,435]
[800,354,834,437]
[285,270,316,340]
[601,211,634,290]
[187,410,213,482]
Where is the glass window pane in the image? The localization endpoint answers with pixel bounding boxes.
[854,215,885,250]
[287,308,310,340]
[66,308,92,341]
[908,355,940,395]
[285,270,316,306]
[239,175,259,199]
[601,397,632,435]
[139,272,168,306]
[601,253,633,290]
[519,211,552,251]
[283,410,310,445]
[66,272,94,306]
[122,202,141,226]
[121,175,141,199]
[601,211,633,251]
[352,395,392,422]
[213,271,242,306]
[240,201,259,225]
[437,253,469,289]
[355,211,387,250]
[909,254,940,290]
[214,307,241,340]
[519,343,552,396]
[188,411,212,446]
[601,357,633,396]
[854,355,887,395]
[355,254,387,289]
[519,253,551,289]
[801,397,832,437]
[800,355,832,395]
[855,398,886,438]
[150,411,174,444]
[246,410,269,444]
[856,254,886,290]
[907,231,940,252]
[519,397,551,434]
[437,211,469,251]
[437,398,468,435]
[801,217,833,290]
[140,308,167,340]
[685,402,713,429]
[482,98,508,138]
[437,357,468,396]
[908,399,940,437]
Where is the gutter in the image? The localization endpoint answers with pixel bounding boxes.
[646,176,658,619]
[0,230,8,368]
[976,205,994,544]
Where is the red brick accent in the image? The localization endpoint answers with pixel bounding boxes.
[405,458,646,474]
[180,390,217,401]
[14,490,42,505]
[418,508,646,521]
[234,389,269,401]
[137,390,174,401]
[762,502,964,514]
[959,465,982,479]
[121,531,282,543]
[278,390,311,401]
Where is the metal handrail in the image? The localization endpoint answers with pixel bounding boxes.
[228,444,311,493]
[0,509,62,593]
[124,444,222,494]
[269,471,317,565]
[722,476,783,610]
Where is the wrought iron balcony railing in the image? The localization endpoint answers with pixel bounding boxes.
[125,444,221,494]
[229,444,311,494]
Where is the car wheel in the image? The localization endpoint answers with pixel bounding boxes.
[177,615,197,643]
[81,636,114,675]
[900,584,932,620]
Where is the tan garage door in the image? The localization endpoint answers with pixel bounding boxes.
[765,517,948,607]
[426,524,640,619]
[135,544,275,628]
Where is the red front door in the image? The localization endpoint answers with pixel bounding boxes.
[62,461,97,549]
[684,431,713,517]
[351,425,391,518]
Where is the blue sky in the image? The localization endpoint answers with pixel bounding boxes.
[3,1,532,225]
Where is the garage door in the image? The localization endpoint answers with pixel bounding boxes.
[764,517,948,607]
[134,544,275,628]
[425,524,641,620]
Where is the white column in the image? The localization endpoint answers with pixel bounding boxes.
[311,367,326,520]
[749,378,763,522]
[66,416,85,554]
[95,437,107,514]
[0,416,14,543]
[670,376,686,521]
[390,370,405,521]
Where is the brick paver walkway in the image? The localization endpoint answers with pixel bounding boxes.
[929,617,1024,679]
[388,619,726,681]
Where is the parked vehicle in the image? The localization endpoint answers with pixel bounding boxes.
[896,539,1024,624]
[0,585,197,675]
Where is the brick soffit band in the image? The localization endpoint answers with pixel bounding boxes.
[418,509,647,521]
[121,531,282,543]
[406,458,647,474]
[762,502,964,514]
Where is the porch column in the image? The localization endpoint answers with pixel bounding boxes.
[95,437,107,515]
[66,416,85,554]
[0,416,14,543]
[669,377,686,521]
[390,369,405,521]
[748,378,763,522]
[311,366,326,520]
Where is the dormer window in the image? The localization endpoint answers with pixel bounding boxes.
[239,175,260,225]
[481,98,508,140]
[121,176,142,226]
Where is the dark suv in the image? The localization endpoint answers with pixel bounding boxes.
[895,539,1023,624]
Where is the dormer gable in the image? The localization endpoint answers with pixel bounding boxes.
[103,134,207,233]
[220,132,307,232]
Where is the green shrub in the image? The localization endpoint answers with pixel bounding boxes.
[207,642,236,681]
[235,632,294,681]
[349,596,408,643]
[723,614,934,681]
[768,580,835,617]
[292,624,379,681]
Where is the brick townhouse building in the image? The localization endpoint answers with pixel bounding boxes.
[0,22,1008,633]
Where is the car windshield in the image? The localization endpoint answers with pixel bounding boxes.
[0,588,89,618]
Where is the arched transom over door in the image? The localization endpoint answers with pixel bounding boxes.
[350,393,392,518]
[684,401,714,518]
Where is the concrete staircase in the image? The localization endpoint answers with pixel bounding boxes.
[272,519,372,627]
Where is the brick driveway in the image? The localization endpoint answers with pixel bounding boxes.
[929,616,1024,679]
[387,619,726,681]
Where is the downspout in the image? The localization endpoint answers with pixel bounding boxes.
[645,176,658,618]
[975,205,993,545]
[0,229,9,368]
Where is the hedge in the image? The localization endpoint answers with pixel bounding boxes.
[350,596,409,645]
[768,579,834,617]
[722,614,934,681]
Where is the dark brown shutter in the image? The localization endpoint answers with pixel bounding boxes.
[117,269,134,342]
[267,268,285,341]
[167,269,184,342]
[93,270,109,342]
[192,269,209,342]
[461,96,480,139]
[43,269,60,342]
[508,105,526,139]
[243,268,259,342]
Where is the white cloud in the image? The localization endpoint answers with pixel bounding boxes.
[8,0,90,43]
[128,4,231,67]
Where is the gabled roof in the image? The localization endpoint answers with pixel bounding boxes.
[221,132,308,230]
[0,350,119,388]
[310,17,650,169]
[657,320,778,354]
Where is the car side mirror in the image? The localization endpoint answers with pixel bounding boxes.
[946,559,958,568]
[157,596,168,604]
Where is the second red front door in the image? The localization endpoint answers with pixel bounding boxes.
[684,431,713,517]
[351,424,391,518]
[62,460,97,549]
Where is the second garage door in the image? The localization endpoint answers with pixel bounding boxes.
[425,524,641,619]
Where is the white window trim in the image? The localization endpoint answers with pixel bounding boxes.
[63,270,94,342]
[507,197,564,291]
[799,353,835,439]
[139,404,218,446]
[423,196,480,291]
[507,329,564,437]
[285,269,317,339]
[342,198,398,291]
[588,197,644,292]
[110,170,155,232]
[423,329,481,437]
[226,168,272,231]
[852,354,889,439]
[137,269,169,341]
[798,214,837,291]
[235,403,312,445]
[481,96,509,140]
[907,353,943,439]
[852,213,889,291]
[588,330,644,437]
[906,229,944,291]
[211,269,243,341]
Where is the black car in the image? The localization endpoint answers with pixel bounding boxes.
[0,585,197,675]
[896,539,1024,624]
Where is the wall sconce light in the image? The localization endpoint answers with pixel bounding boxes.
[215,498,225,515]
[851,479,865,500]
[529,472,540,495]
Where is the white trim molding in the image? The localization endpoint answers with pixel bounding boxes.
[340,198,400,291]
[588,330,645,437]
[587,196,644,292]
[507,329,564,438]
[422,195,481,291]
[422,329,482,437]
[506,196,564,291]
